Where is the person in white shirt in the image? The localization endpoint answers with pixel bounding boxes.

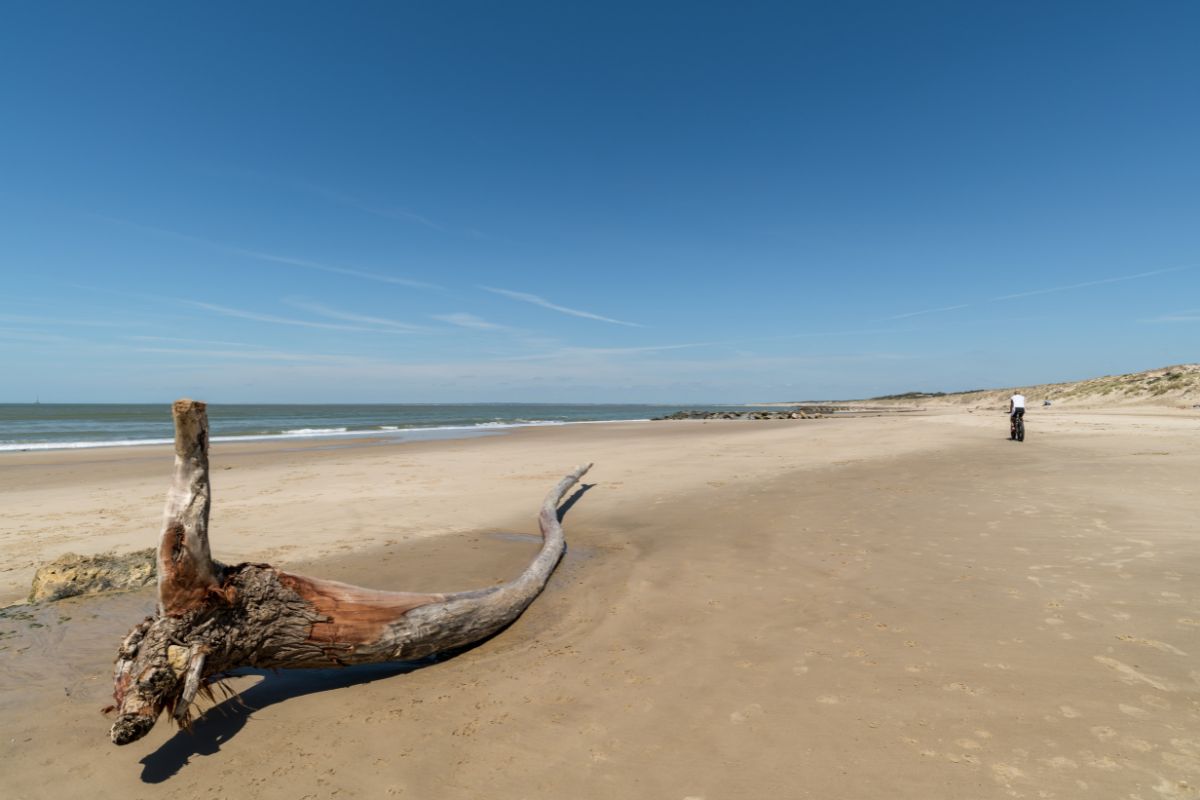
[1008,392,1026,439]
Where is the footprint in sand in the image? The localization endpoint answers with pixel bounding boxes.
[729,703,764,724]
[1171,738,1200,756]
[1116,634,1187,655]
[990,763,1025,784]
[943,682,982,696]
[1123,738,1155,753]
[1081,753,1122,771]
[944,752,980,765]
[1094,656,1175,691]
[1161,751,1200,775]
[1141,694,1172,710]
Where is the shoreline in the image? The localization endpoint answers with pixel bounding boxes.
[0,416,658,454]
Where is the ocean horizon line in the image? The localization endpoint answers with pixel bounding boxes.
[0,401,779,453]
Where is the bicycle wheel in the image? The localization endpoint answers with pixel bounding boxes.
[1016,417,1025,442]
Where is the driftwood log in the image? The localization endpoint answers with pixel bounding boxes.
[108,399,591,745]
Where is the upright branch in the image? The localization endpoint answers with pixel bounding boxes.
[108,399,591,745]
[157,399,222,615]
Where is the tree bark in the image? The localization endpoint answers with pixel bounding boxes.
[108,399,591,745]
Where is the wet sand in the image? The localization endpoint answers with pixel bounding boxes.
[2,409,1199,798]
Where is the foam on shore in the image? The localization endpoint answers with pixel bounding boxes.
[0,417,650,453]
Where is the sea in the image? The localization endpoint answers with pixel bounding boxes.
[0,403,753,452]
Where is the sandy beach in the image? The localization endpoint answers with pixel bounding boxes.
[2,408,1199,798]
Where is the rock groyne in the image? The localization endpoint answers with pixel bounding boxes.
[655,406,836,421]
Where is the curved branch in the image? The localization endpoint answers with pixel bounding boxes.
[272,462,592,665]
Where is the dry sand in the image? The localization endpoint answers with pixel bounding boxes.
[2,408,1199,799]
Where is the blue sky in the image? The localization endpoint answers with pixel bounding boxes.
[1,1,1196,403]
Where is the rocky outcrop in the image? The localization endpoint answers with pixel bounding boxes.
[655,407,831,421]
[29,549,156,602]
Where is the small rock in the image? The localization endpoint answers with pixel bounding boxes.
[29,549,156,602]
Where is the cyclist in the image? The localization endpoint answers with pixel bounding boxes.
[1009,391,1026,439]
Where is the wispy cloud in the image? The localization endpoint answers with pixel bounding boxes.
[133,345,372,364]
[228,247,439,289]
[481,287,644,327]
[1146,309,1200,322]
[883,304,970,321]
[770,327,914,340]
[0,326,78,344]
[195,168,483,239]
[299,183,486,239]
[0,313,143,328]
[431,312,507,330]
[188,301,419,335]
[0,324,384,367]
[124,334,262,348]
[884,266,1191,321]
[497,341,714,361]
[988,266,1189,302]
[282,298,431,333]
[98,215,439,289]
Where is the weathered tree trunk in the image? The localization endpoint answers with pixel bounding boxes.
[108,399,591,745]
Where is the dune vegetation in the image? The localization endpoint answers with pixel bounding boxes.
[866,364,1200,408]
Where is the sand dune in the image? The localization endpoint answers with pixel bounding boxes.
[861,363,1200,409]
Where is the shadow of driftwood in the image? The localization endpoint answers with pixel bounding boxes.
[558,483,595,521]
[139,661,425,782]
[140,480,596,783]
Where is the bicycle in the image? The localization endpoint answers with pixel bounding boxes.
[1009,408,1025,442]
